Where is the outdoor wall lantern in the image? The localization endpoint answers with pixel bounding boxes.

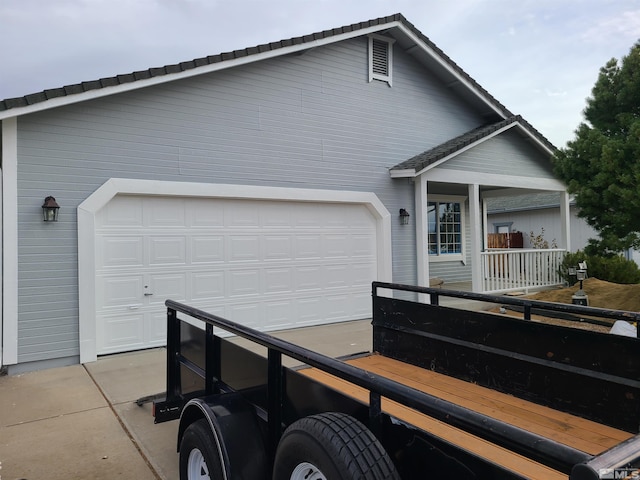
[399,208,410,225]
[42,196,60,222]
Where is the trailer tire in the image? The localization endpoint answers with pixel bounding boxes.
[180,418,224,480]
[273,412,399,480]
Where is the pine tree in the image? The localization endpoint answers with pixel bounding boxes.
[553,41,640,253]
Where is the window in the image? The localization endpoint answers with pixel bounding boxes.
[428,200,464,257]
[368,35,394,85]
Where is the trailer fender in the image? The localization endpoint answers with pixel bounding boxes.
[178,392,267,480]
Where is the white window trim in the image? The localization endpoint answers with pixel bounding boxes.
[368,34,394,86]
[427,195,467,263]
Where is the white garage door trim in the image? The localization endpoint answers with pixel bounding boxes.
[78,178,392,363]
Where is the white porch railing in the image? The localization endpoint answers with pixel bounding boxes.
[481,249,566,293]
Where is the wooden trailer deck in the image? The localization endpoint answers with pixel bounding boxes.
[300,354,634,480]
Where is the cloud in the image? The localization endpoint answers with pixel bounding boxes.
[581,8,640,47]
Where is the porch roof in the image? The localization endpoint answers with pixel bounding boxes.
[389,115,557,177]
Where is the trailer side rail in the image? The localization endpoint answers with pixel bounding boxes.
[157,299,593,474]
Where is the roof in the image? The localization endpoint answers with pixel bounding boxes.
[0,13,512,121]
[389,115,556,176]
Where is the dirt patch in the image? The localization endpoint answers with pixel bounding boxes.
[526,277,640,312]
[491,278,640,333]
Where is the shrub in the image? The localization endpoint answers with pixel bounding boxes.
[560,250,640,285]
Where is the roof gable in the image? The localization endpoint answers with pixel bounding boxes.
[0,13,512,122]
[389,116,556,178]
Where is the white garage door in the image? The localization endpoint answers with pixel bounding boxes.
[95,195,378,355]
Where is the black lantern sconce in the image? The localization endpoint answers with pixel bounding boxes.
[42,196,60,222]
[399,208,410,225]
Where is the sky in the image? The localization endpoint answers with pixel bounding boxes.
[1,0,639,148]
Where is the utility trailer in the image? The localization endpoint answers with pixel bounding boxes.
[154,282,640,480]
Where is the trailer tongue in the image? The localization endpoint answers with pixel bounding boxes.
[154,282,640,480]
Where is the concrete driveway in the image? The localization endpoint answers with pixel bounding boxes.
[0,319,374,480]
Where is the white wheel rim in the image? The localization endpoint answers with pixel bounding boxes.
[290,462,327,480]
[187,448,211,480]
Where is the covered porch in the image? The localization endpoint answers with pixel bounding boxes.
[419,181,570,294]
[390,116,570,294]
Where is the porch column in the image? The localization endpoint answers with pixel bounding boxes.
[482,197,488,251]
[415,175,430,290]
[560,191,571,251]
[468,183,483,292]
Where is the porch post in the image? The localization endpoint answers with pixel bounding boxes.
[468,183,483,292]
[482,197,488,251]
[415,175,430,291]
[560,191,571,251]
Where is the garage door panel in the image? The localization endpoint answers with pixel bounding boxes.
[95,195,379,355]
[263,235,292,260]
[98,236,144,268]
[324,234,350,258]
[352,234,376,257]
[295,236,322,259]
[344,207,374,229]
[228,236,260,262]
[325,294,351,320]
[225,202,260,227]
[294,266,323,291]
[148,237,187,265]
[325,264,350,288]
[148,273,186,304]
[352,263,378,286]
[191,236,224,264]
[260,203,293,227]
[296,297,323,325]
[146,198,186,227]
[98,313,145,353]
[228,303,261,329]
[264,300,295,330]
[97,195,144,227]
[98,275,145,308]
[228,269,260,296]
[191,272,225,300]
[146,312,167,345]
[352,292,371,317]
[264,268,293,293]
[188,198,224,227]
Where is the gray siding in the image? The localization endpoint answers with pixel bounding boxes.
[15,36,485,363]
[441,129,556,179]
[489,205,599,252]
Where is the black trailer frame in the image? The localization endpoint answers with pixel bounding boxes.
[154,282,640,479]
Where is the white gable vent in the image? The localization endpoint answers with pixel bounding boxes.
[369,35,394,85]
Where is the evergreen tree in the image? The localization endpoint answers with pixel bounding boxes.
[553,41,640,254]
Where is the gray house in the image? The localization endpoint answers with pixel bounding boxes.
[0,14,569,373]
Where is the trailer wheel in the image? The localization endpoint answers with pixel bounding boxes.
[180,419,223,480]
[273,412,399,480]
